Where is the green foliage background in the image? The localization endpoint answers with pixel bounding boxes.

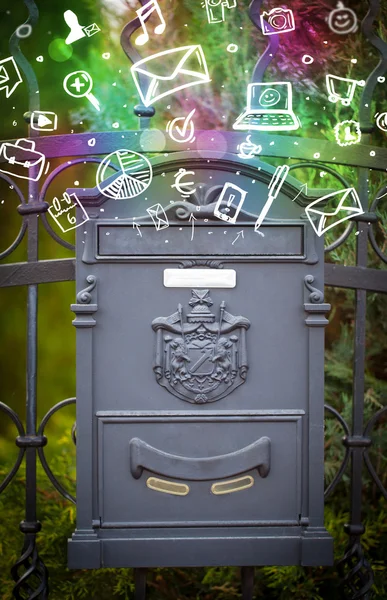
[0,0,386,597]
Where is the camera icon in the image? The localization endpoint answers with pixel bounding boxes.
[260,8,295,36]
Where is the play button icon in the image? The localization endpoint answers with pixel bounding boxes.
[30,111,58,131]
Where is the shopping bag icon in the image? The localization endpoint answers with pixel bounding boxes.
[305,188,363,236]
[0,138,46,181]
[131,45,211,107]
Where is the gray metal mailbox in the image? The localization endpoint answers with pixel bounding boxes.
[68,150,333,570]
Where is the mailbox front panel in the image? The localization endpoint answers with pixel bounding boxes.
[91,263,309,412]
[97,414,302,527]
[68,153,333,569]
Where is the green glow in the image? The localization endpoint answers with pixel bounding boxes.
[48,38,73,62]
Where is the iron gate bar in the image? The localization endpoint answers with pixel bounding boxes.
[1,260,387,294]
[0,131,387,170]
[0,0,386,598]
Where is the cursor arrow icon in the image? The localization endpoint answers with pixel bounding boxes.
[292,183,308,203]
[189,213,197,241]
[133,222,142,237]
[0,57,23,98]
[232,230,244,245]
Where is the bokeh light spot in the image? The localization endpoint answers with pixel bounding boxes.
[140,129,166,152]
[197,131,228,158]
[48,38,73,62]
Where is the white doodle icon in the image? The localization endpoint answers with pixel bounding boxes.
[327,2,358,35]
[202,0,237,24]
[233,82,299,132]
[305,188,363,236]
[334,120,361,146]
[375,112,387,132]
[63,70,100,112]
[64,10,100,45]
[166,109,196,143]
[237,135,262,159]
[30,111,58,132]
[48,192,89,233]
[326,75,365,106]
[131,45,211,107]
[255,165,289,231]
[260,8,295,35]
[147,203,169,230]
[0,138,47,181]
[135,0,166,46]
[96,150,153,200]
[214,182,247,224]
[0,56,23,98]
[171,168,197,198]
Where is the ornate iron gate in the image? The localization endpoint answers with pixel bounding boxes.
[0,0,386,598]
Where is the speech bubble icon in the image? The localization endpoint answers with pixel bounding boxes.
[0,57,23,98]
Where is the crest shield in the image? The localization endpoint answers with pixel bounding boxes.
[152,290,250,404]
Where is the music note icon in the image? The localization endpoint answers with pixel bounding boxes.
[135,0,166,46]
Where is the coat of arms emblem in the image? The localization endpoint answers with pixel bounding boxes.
[152,289,250,404]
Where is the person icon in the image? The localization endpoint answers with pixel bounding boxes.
[64,10,86,45]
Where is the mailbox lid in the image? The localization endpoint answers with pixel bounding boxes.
[97,412,304,527]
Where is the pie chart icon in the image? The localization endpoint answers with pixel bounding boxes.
[96,149,153,200]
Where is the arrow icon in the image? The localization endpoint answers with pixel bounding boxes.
[232,230,244,245]
[133,222,142,237]
[0,57,23,98]
[292,183,308,203]
[189,213,197,241]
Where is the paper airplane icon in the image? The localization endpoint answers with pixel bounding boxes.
[30,111,58,131]
[0,57,23,98]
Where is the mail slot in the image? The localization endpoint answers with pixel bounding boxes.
[68,151,333,569]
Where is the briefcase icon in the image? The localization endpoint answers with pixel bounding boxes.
[131,45,211,107]
[0,138,46,181]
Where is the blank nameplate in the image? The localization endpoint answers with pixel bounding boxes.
[164,269,236,288]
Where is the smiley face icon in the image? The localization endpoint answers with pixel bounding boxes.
[327,2,358,35]
[258,87,281,107]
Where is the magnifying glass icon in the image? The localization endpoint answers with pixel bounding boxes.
[63,70,101,112]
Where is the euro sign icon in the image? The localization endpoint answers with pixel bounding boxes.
[0,57,23,98]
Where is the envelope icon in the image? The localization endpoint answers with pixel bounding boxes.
[305,188,363,236]
[83,23,100,37]
[131,45,211,107]
[147,203,169,231]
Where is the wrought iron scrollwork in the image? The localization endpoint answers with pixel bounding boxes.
[37,398,77,504]
[0,402,26,494]
[368,187,387,264]
[0,174,28,261]
[76,275,97,304]
[338,536,374,600]
[324,404,351,499]
[249,0,280,83]
[363,405,387,501]
[304,275,324,303]
[11,532,49,600]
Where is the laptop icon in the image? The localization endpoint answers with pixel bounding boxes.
[233,82,299,132]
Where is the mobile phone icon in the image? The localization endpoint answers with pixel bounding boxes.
[214,182,248,223]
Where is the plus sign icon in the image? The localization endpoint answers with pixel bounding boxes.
[63,70,101,111]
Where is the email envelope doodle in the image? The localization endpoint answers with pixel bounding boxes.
[152,289,250,404]
[131,45,211,107]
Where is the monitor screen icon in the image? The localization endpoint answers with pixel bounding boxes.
[234,82,299,131]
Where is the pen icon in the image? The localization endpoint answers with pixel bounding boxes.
[254,165,289,231]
